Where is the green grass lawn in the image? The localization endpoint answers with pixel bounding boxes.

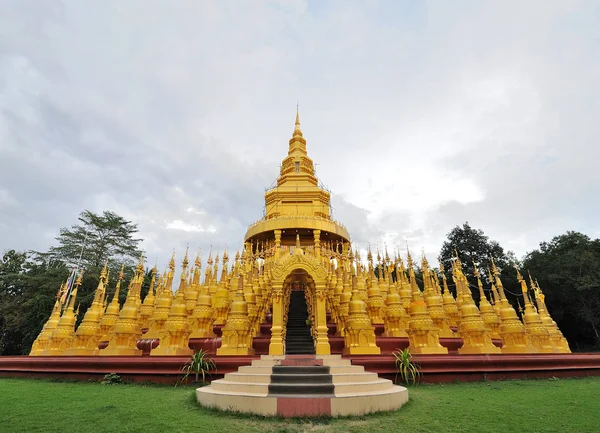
[1,377,599,433]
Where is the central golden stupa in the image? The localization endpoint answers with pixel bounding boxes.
[29,109,570,359]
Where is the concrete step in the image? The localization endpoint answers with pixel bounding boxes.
[271,373,331,384]
[223,372,271,383]
[272,365,329,375]
[334,378,393,395]
[210,379,269,394]
[268,382,334,396]
[238,364,364,375]
[330,386,409,416]
[330,372,380,383]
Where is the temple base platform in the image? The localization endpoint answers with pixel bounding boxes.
[2,352,600,385]
[196,355,408,417]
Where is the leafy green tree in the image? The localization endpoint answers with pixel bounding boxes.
[0,251,67,355]
[36,210,146,326]
[439,222,508,280]
[523,231,600,351]
[43,210,143,269]
[438,222,522,305]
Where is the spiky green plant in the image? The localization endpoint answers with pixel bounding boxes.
[177,349,216,387]
[392,348,421,386]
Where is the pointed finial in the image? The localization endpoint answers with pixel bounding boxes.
[422,253,430,270]
[182,246,190,269]
[293,104,303,137]
[169,252,176,272]
[75,270,84,286]
[296,234,301,249]
[514,264,523,282]
[535,278,542,293]
[406,246,413,268]
[491,257,499,276]
[100,259,109,280]
[118,264,125,280]
[195,249,202,268]
[136,253,144,274]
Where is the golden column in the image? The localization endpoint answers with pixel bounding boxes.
[314,229,321,259]
[274,230,282,260]
[315,283,331,355]
[269,285,285,355]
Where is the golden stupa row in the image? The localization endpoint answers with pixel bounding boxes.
[30,110,570,357]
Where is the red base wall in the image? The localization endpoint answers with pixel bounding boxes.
[2,353,600,384]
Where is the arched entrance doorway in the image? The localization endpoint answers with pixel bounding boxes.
[283,269,314,354]
[268,252,331,356]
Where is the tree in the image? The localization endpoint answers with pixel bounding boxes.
[438,222,520,304]
[522,231,600,351]
[43,210,143,269]
[0,251,67,355]
[439,223,510,280]
[36,210,145,323]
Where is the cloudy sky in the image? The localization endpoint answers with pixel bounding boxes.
[1,0,599,269]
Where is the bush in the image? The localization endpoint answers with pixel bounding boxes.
[101,373,123,385]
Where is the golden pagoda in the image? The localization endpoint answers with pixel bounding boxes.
[30,109,570,358]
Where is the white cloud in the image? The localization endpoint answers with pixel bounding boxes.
[165,220,206,233]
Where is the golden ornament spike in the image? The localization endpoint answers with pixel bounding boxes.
[75,270,84,287]
[100,259,109,281]
[195,250,202,269]
[293,103,303,137]
[136,253,144,275]
[406,247,413,268]
[491,257,500,276]
[207,247,213,266]
[182,246,190,269]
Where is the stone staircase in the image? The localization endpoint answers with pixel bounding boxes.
[196,354,408,417]
[285,291,315,354]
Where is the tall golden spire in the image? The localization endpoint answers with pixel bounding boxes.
[293,103,303,138]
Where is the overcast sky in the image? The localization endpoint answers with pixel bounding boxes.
[1,0,599,270]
